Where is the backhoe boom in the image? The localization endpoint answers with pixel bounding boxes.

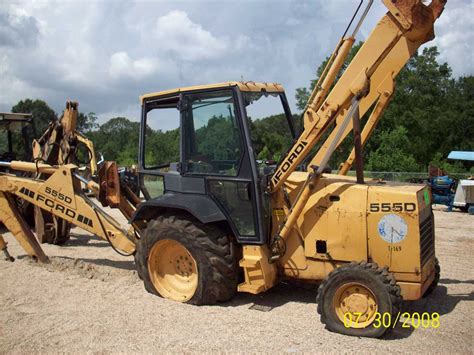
[270,0,446,192]
[268,0,446,245]
[0,161,136,260]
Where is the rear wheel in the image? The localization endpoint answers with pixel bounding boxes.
[317,261,402,338]
[135,215,239,305]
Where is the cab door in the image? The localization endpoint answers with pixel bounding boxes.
[180,88,265,244]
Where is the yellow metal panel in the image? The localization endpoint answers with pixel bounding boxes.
[301,179,368,262]
[281,258,344,280]
[367,183,424,273]
[398,269,435,301]
[36,164,78,210]
[278,227,309,273]
[274,173,369,276]
[140,81,284,103]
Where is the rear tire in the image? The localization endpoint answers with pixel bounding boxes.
[317,261,402,338]
[35,207,71,245]
[135,214,239,305]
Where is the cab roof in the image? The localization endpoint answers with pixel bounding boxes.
[140,81,284,103]
[0,113,33,131]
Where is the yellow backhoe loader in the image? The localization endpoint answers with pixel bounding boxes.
[0,0,445,337]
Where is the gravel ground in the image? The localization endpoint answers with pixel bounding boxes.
[0,206,473,353]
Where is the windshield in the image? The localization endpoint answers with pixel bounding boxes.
[243,92,298,163]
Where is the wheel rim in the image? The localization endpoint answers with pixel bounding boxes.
[148,239,198,302]
[333,282,378,328]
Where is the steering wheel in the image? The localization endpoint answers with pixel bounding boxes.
[191,160,214,173]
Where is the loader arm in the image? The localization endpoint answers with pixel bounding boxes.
[268,0,445,247]
[270,0,446,191]
[0,161,136,261]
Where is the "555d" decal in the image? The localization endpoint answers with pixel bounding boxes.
[369,202,416,213]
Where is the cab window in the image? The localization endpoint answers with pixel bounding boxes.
[182,90,242,176]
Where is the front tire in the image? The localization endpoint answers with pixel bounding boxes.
[317,261,402,338]
[135,215,239,305]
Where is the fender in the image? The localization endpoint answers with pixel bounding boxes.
[131,192,226,224]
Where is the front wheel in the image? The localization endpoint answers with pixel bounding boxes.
[135,215,239,305]
[317,261,402,338]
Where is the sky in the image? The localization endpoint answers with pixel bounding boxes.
[1,0,473,124]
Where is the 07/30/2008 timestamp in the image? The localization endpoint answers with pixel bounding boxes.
[343,312,440,329]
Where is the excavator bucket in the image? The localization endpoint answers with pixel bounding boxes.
[382,0,446,41]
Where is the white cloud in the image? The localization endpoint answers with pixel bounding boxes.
[429,2,474,77]
[154,10,229,61]
[0,0,471,124]
[109,52,158,79]
[0,11,40,47]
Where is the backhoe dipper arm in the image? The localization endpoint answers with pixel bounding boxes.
[270,0,446,192]
[0,162,136,260]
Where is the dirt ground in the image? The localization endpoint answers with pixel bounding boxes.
[1,206,473,353]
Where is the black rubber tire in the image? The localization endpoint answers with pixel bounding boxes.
[52,217,71,245]
[15,198,35,227]
[423,258,440,297]
[135,214,239,305]
[317,261,402,338]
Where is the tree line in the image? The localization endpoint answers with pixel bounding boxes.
[7,46,473,174]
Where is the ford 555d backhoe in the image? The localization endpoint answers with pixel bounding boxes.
[0,0,445,337]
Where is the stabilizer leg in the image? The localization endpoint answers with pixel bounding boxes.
[0,192,49,263]
[0,235,15,262]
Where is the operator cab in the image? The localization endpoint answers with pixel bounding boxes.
[138,82,297,244]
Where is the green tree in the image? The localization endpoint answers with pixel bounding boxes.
[145,128,180,167]
[248,113,296,161]
[195,115,239,160]
[296,45,473,173]
[365,126,419,172]
[88,117,140,166]
[366,47,473,173]
[11,99,57,134]
[77,112,99,133]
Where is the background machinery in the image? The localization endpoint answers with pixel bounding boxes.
[429,151,474,213]
[0,112,35,165]
[0,0,445,337]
